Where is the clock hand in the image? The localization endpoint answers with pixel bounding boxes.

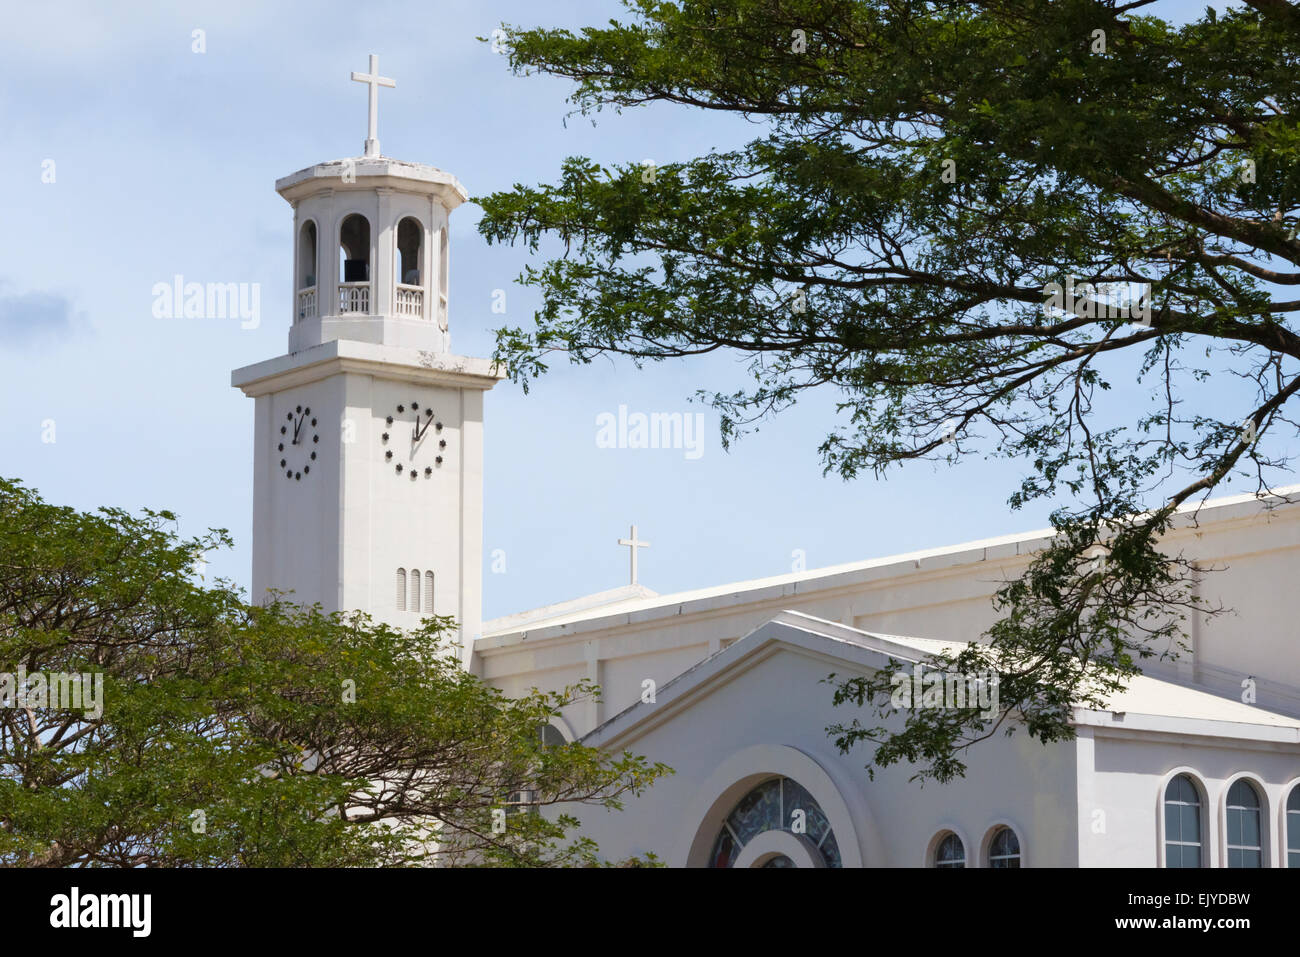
[292,413,304,444]
[416,411,437,443]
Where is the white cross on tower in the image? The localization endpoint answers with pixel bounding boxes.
[618,524,650,586]
[351,53,396,158]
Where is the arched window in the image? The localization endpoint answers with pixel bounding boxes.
[1287,786,1300,868]
[1164,774,1204,867]
[396,217,422,286]
[933,832,965,868]
[539,723,567,748]
[409,569,421,613]
[423,571,434,614]
[707,777,841,868]
[509,724,571,818]
[987,826,1021,868]
[395,567,406,611]
[298,221,317,289]
[339,214,371,281]
[297,221,318,321]
[339,214,371,314]
[1225,779,1263,868]
[437,226,449,329]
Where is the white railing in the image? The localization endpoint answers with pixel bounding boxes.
[338,282,370,314]
[395,284,424,317]
[297,286,317,321]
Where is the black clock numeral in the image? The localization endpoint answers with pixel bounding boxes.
[310,452,316,460]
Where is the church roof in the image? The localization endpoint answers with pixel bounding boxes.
[481,483,1300,643]
[581,610,1300,752]
[482,583,658,634]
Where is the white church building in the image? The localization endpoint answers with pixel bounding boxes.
[232,59,1300,868]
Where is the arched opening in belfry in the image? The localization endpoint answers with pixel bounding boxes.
[339,214,371,283]
[297,220,319,321]
[298,221,317,289]
[396,217,422,287]
[437,227,449,328]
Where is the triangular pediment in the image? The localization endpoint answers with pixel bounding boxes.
[582,611,941,751]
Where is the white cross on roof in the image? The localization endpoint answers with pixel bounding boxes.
[351,54,396,158]
[618,524,650,585]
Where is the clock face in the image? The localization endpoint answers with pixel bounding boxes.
[380,399,447,480]
[277,404,320,481]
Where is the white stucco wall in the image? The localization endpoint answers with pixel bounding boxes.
[234,341,500,658]
[572,642,1081,867]
[1077,727,1300,867]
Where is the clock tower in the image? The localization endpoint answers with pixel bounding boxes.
[232,55,502,660]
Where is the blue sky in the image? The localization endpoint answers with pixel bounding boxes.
[0,0,1263,620]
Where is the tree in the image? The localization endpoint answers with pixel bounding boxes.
[478,0,1300,781]
[0,477,668,866]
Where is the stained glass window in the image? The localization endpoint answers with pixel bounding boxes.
[707,776,841,868]
[987,826,1021,868]
[934,832,965,868]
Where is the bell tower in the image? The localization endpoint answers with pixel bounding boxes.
[232,55,502,661]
